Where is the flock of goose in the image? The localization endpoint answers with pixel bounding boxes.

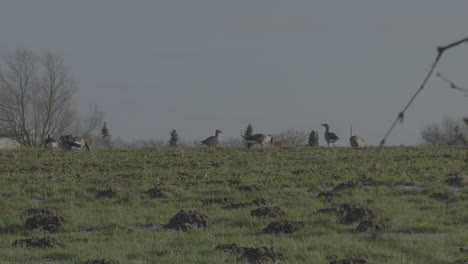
[44,123,365,151]
[201,123,365,148]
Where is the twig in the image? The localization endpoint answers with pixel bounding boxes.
[380,35,468,146]
[436,72,468,95]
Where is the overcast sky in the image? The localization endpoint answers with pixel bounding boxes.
[1,0,467,146]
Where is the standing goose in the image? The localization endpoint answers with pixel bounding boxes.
[44,135,58,149]
[349,124,365,148]
[201,129,222,147]
[244,134,273,149]
[321,124,339,147]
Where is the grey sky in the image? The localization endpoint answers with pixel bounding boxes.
[1,1,467,145]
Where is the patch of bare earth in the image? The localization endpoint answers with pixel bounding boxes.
[332,181,364,192]
[317,191,342,201]
[238,247,283,263]
[446,176,468,187]
[80,260,119,264]
[429,192,456,202]
[262,220,305,234]
[251,207,287,218]
[147,186,175,199]
[96,189,116,199]
[164,210,213,231]
[12,237,64,248]
[24,210,65,232]
[215,243,246,256]
[224,198,267,209]
[329,258,368,264]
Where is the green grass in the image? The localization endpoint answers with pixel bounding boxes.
[0,146,466,263]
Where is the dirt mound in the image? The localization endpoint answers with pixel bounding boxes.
[238,185,261,193]
[445,176,467,187]
[23,208,56,216]
[332,181,364,192]
[262,220,305,234]
[251,207,287,218]
[215,243,246,256]
[24,214,65,231]
[224,198,267,209]
[329,258,367,264]
[80,260,119,264]
[317,191,341,201]
[96,189,116,199]
[354,217,391,232]
[429,192,456,202]
[12,237,64,248]
[238,247,283,263]
[164,210,213,231]
[202,197,237,206]
[147,187,175,199]
[340,207,376,225]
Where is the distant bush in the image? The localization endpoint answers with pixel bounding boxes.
[274,129,308,146]
[421,117,468,145]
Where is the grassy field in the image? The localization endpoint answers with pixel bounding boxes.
[0,146,467,264]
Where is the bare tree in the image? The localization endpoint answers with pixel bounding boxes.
[0,49,75,147]
[72,104,104,138]
[274,129,308,146]
[421,117,467,145]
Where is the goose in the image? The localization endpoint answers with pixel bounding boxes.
[244,134,273,149]
[59,135,91,151]
[201,129,222,147]
[321,124,339,147]
[44,135,58,149]
[349,124,365,148]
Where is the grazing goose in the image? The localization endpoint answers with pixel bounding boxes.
[244,134,273,149]
[59,135,91,151]
[321,124,339,147]
[44,135,58,149]
[201,129,222,147]
[349,124,365,148]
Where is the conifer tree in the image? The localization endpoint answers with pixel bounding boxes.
[169,129,179,147]
[100,122,111,147]
[242,123,253,140]
[308,130,319,147]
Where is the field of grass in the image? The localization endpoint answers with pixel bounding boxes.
[0,146,467,264]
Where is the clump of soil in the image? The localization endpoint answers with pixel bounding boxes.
[445,176,467,187]
[238,247,283,263]
[251,207,287,218]
[317,191,341,201]
[261,220,305,234]
[24,213,65,231]
[147,186,175,199]
[202,197,237,206]
[429,192,456,202]
[23,208,55,216]
[292,169,306,175]
[215,243,246,256]
[329,258,368,264]
[354,217,391,232]
[12,237,64,248]
[340,206,376,225]
[238,185,261,193]
[164,210,213,231]
[96,189,116,199]
[332,181,364,192]
[224,198,267,209]
[80,260,119,264]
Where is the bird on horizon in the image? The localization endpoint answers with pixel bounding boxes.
[321,124,339,147]
[349,123,365,148]
[244,133,273,149]
[201,129,222,147]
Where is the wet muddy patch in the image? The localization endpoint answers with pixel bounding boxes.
[453,259,468,264]
[251,207,287,218]
[12,236,64,248]
[80,259,119,264]
[446,176,467,188]
[215,243,246,256]
[429,192,456,202]
[164,210,213,231]
[332,181,364,192]
[262,220,305,234]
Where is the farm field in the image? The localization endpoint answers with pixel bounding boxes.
[0,146,467,264]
